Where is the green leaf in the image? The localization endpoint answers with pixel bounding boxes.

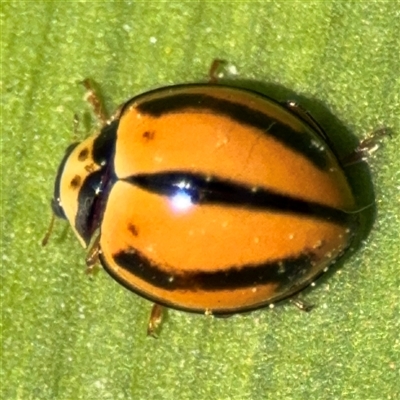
[2,2,399,399]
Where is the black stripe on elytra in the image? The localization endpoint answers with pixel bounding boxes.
[91,119,118,166]
[107,247,318,292]
[124,172,354,226]
[135,91,329,170]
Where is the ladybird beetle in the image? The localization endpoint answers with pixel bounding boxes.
[48,66,380,335]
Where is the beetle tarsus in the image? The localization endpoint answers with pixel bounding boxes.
[342,127,389,166]
[147,303,164,338]
[290,298,314,312]
[208,59,226,83]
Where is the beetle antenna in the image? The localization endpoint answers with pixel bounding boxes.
[42,212,56,246]
[343,202,375,214]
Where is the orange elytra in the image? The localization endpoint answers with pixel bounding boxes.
[48,66,381,334]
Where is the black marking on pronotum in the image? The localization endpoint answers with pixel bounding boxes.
[124,171,355,226]
[130,86,329,169]
[78,147,90,161]
[107,248,317,292]
[70,121,120,244]
[74,169,106,244]
[69,175,82,190]
[75,164,117,245]
[91,119,118,167]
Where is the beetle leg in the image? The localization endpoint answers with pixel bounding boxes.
[208,59,228,83]
[289,298,314,312]
[80,78,109,125]
[42,213,56,247]
[85,233,101,276]
[208,59,239,83]
[341,127,390,166]
[147,303,164,338]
